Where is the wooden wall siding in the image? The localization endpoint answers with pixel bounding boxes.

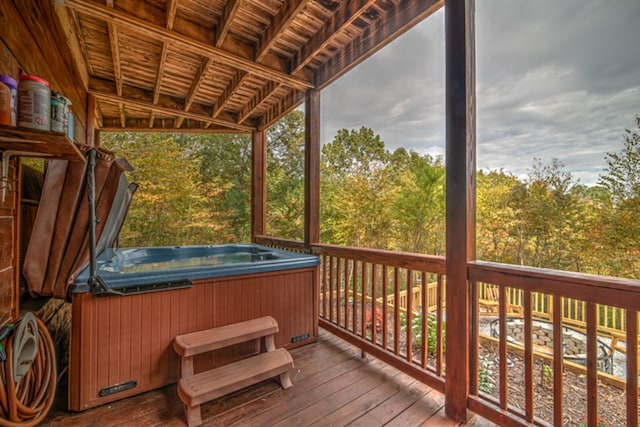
[52,0,442,132]
[69,267,317,411]
[0,159,19,325]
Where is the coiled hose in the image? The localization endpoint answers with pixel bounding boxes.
[0,315,56,426]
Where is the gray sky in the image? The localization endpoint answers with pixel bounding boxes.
[320,1,640,185]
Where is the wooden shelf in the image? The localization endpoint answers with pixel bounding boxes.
[0,125,85,162]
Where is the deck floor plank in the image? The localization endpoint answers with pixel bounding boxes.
[42,329,490,426]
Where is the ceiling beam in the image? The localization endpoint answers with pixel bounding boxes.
[255,0,310,62]
[108,23,123,96]
[238,81,281,123]
[216,0,244,48]
[314,0,443,89]
[166,0,178,30]
[185,57,213,112]
[64,0,313,90]
[212,70,248,119]
[89,77,256,132]
[153,42,170,104]
[289,0,378,74]
[101,118,243,133]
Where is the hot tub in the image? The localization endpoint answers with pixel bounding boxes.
[68,243,320,411]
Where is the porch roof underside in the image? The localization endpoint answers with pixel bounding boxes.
[60,0,443,133]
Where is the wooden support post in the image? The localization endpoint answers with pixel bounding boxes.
[444,0,475,422]
[304,89,320,250]
[251,130,267,240]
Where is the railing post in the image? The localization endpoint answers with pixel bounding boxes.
[444,0,476,422]
[304,89,320,251]
[251,129,267,241]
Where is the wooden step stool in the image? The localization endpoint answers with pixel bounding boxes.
[173,316,294,427]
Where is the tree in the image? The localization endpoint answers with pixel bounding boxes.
[598,116,640,203]
[596,116,640,277]
[266,110,305,240]
[391,150,445,254]
[101,132,216,246]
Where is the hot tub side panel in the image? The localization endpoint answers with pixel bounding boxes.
[69,267,317,411]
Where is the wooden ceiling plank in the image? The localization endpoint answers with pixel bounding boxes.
[289,0,378,75]
[107,22,123,96]
[216,0,244,48]
[89,77,256,132]
[255,0,310,62]
[153,42,170,104]
[238,81,281,123]
[259,89,304,130]
[166,0,179,30]
[184,57,213,111]
[64,0,313,90]
[212,70,248,119]
[314,0,443,89]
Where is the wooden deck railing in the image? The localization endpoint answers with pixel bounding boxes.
[255,237,640,426]
[255,236,448,393]
[469,261,640,427]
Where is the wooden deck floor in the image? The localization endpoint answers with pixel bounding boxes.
[43,329,495,426]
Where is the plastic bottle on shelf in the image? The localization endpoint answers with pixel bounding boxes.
[0,75,17,126]
[18,74,51,131]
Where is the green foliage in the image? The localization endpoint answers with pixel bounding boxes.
[411,313,445,356]
[478,356,495,394]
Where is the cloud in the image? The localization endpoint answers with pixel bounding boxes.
[321,1,640,185]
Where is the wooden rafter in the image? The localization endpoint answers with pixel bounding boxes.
[108,23,122,96]
[166,0,178,30]
[185,57,213,112]
[89,77,256,132]
[255,0,310,62]
[238,81,281,124]
[64,0,313,90]
[314,0,442,89]
[153,42,170,105]
[289,0,378,74]
[212,70,248,119]
[259,89,304,130]
[148,111,155,128]
[216,0,243,48]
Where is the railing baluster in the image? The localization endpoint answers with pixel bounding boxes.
[470,279,478,394]
[352,261,358,335]
[361,261,367,341]
[553,294,563,426]
[382,265,388,351]
[344,258,350,330]
[329,255,334,324]
[499,284,508,409]
[321,254,327,320]
[394,267,400,356]
[523,289,533,422]
[336,257,342,328]
[421,271,427,369]
[436,273,443,376]
[406,270,413,363]
[371,263,378,346]
[627,310,638,427]
[586,302,598,426]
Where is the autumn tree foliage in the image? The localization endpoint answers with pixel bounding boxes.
[101,113,640,280]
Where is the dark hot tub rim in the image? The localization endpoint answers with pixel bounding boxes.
[72,243,320,295]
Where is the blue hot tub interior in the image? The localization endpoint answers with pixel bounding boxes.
[72,243,319,294]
